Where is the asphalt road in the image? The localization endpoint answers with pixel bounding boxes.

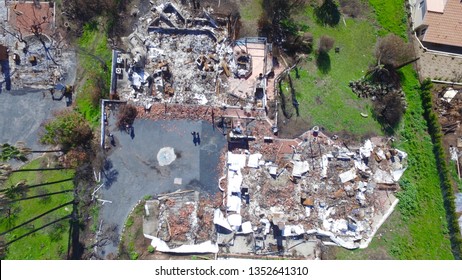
[98,119,226,257]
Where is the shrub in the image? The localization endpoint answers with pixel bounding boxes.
[116,104,138,129]
[375,34,413,68]
[40,110,93,151]
[318,35,335,53]
[314,0,341,26]
[373,92,405,128]
[420,79,462,257]
[339,0,364,18]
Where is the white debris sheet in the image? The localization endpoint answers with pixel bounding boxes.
[227,213,242,228]
[247,153,262,168]
[227,195,241,213]
[145,235,218,253]
[239,221,253,234]
[213,209,232,232]
[359,139,373,158]
[228,152,247,170]
[443,88,458,103]
[373,169,395,184]
[339,168,357,183]
[292,161,310,177]
[282,225,305,237]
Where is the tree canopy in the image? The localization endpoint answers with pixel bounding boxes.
[40,110,93,151]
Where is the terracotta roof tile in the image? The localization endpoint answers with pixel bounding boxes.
[423,0,462,48]
[8,2,54,36]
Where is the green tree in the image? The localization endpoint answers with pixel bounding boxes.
[40,110,93,151]
[315,0,341,26]
[0,144,28,162]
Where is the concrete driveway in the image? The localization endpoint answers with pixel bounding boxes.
[0,89,67,151]
[98,119,226,257]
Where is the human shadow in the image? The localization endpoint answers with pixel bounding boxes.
[0,59,12,92]
[102,159,119,189]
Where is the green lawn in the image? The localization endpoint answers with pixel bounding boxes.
[240,0,263,22]
[334,0,454,259]
[292,7,382,135]
[0,158,75,259]
[336,67,453,259]
[239,0,264,37]
[287,7,383,137]
[368,0,408,37]
[75,22,112,126]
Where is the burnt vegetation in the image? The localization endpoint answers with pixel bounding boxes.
[349,34,416,130]
[116,104,138,130]
[258,0,313,55]
[339,0,367,18]
[370,34,415,85]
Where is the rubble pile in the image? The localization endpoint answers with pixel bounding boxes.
[0,1,74,90]
[113,1,275,112]
[115,1,237,107]
[213,130,407,250]
[143,191,219,254]
[434,87,462,180]
[148,190,217,249]
[136,104,214,122]
[122,1,410,258]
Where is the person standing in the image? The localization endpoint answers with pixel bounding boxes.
[191,131,197,146]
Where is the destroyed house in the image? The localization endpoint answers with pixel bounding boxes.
[110,2,275,110]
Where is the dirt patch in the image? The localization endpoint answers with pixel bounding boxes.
[118,201,150,260]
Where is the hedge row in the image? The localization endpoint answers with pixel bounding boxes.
[420,79,462,259]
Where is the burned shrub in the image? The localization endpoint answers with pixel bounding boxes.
[116,104,138,129]
[373,92,406,128]
[318,35,335,53]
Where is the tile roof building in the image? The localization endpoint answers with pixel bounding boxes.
[410,0,462,53]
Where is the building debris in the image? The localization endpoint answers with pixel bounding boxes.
[210,129,407,252]
[0,1,75,91]
[113,1,411,259]
[111,1,275,110]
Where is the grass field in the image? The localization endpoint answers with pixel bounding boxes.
[0,158,75,259]
[334,66,454,259]
[368,0,408,37]
[75,22,112,126]
[285,7,383,137]
[239,0,263,37]
[273,0,455,258]
[333,0,454,259]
